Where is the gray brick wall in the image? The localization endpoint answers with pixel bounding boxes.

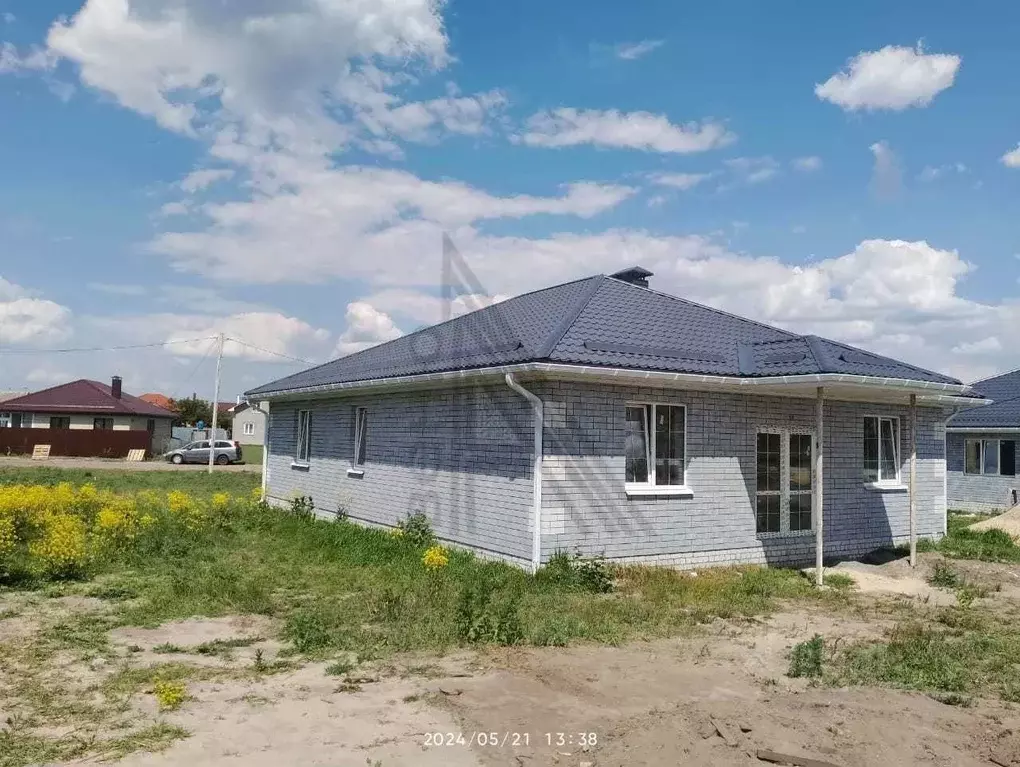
[946,432,1020,512]
[264,378,949,570]
[265,384,534,566]
[533,381,946,566]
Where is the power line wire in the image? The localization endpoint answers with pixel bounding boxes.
[0,337,217,355]
[226,337,317,366]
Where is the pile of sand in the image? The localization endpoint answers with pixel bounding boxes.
[969,505,1020,541]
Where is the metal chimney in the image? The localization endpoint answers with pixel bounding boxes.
[111,376,123,399]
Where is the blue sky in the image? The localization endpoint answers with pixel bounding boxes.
[1,0,1018,399]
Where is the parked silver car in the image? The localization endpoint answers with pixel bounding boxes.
[164,440,242,465]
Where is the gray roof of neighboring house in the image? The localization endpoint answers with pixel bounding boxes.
[949,368,1020,429]
[247,269,964,397]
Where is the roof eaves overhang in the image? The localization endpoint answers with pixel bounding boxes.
[246,362,985,407]
[945,426,1020,433]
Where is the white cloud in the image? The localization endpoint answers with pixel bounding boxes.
[792,156,822,172]
[952,337,1001,355]
[722,156,779,186]
[648,172,712,190]
[1001,144,1020,169]
[335,302,403,356]
[350,84,507,145]
[2,13,15,24]
[157,312,331,362]
[646,194,668,208]
[180,169,235,194]
[159,201,190,217]
[816,43,961,111]
[869,141,902,201]
[87,283,148,296]
[516,108,734,153]
[0,41,57,73]
[919,162,967,182]
[0,275,72,345]
[614,40,664,61]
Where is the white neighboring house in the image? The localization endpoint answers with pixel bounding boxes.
[231,401,267,446]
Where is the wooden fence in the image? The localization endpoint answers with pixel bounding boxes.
[0,428,152,458]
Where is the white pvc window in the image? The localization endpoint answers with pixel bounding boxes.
[296,410,311,464]
[863,416,900,484]
[354,407,367,466]
[624,403,686,490]
[243,422,255,436]
[756,430,814,535]
[966,439,1017,477]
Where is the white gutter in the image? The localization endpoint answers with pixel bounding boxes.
[504,373,543,573]
[249,361,980,402]
[945,426,1020,433]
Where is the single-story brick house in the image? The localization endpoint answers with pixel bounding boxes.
[0,377,176,456]
[246,267,983,574]
[946,368,1019,512]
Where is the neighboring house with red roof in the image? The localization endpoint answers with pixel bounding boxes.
[0,377,176,455]
[139,392,174,411]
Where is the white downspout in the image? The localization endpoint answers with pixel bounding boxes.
[505,373,544,573]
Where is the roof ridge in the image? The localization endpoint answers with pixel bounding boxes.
[816,336,960,383]
[2,378,91,406]
[603,276,800,340]
[535,275,606,359]
[968,366,1020,386]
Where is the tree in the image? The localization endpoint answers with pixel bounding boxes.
[169,395,212,427]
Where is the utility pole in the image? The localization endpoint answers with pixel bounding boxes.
[208,333,224,474]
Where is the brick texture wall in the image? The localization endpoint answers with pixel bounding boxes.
[946,432,1020,512]
[264,378,949,570]
[532,381,947,567]
[265,385,534,566]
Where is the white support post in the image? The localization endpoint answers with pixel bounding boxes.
[909,393,917,567]
[208,333,224,475]
[815,386,825,587]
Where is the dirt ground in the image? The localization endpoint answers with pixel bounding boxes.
[0,456,259,472]
[4,554,1019,767]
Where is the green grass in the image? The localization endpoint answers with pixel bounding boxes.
[0,466,259,496]
[917,511,1020,563]
[788,634,825,678]
[834,612,1020,702]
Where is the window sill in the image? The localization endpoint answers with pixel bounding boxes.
[346,468,365,478]
[863,482,908,492]
[756,529,815,540]
[290,461,310,471]
[625,485,694,498]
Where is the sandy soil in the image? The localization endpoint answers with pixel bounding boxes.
[970,506,1020,540]
[8,556,1018,767]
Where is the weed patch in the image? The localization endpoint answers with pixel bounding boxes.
[788,635,825,678]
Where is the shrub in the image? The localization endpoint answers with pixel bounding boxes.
[396,512,435,547]
[536,551,614,593]
[928,561,961,589]
[455,582,523,645]
[289,495,315,520]
[788,634,825,678]
[29,514,89,578]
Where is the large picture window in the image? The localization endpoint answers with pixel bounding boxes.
[624,403,686,491]
[756,430,813,535]
[965,439,1016,477]
[863,416,900,484]
[295,410,312,464]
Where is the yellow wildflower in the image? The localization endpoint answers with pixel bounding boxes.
[152,680,187,711]
[29,513,89,576]
[389,527,405,539]
[422,545,449,570]
[0,512,15,561]
[212,493,231,512]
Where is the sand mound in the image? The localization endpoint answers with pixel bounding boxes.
[969,505,1020,540]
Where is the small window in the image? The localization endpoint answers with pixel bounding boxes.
[967,439,1017,476]
[94,417,114,430]
[11,413,23,429]
[863,416,899,483]
[243,422,255,436]
[624,403,686,489]
[354,407,367,466]
[215,441,233,448]
[296,410,312,464]
[0,412,9,428]
[50,416,71,429]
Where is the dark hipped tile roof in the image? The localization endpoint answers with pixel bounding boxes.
[247,270,964,397]
[2,380,177,418]
[949,368,1020,429]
